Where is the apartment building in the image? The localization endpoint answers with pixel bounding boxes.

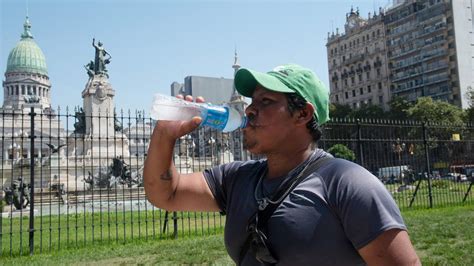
[326,8,391,110]
[385,0,473,108]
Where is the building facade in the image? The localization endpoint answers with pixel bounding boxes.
[327,0,474,110]
[1,17,66,164]
[326,8,391,110]
[385,0,473,108]
[170,75,234,105]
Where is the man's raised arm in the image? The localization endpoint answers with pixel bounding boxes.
[143,97,220,212]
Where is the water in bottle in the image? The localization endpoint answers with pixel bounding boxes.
[150,94,247,132]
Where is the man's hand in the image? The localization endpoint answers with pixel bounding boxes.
[154,95,205,141]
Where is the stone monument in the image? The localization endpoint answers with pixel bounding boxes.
[69,39,129,159]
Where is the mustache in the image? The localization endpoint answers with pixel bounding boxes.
[247,113,258,127]
[246,113,270,127]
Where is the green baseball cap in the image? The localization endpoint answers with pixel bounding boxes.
[234,64,330,124]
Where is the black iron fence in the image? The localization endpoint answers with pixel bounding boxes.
[0,108,472,257]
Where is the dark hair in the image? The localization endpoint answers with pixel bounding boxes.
[285,93,322,142]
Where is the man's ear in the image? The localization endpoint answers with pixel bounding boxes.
[295,102,315,125]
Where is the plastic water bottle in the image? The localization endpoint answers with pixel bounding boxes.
[150,94,247,132]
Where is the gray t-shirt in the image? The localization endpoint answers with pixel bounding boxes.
[203,149,406,265]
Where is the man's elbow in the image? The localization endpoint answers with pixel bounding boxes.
[143,175,175,210]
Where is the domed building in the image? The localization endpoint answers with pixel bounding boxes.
[3,16,52,110]
[1,17,66,188]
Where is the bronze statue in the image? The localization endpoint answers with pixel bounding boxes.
[3,176,30,210]
[86,38,112,77]
[84,60,95,78]
[73,107,86,134]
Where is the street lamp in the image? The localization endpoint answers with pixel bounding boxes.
[392,138,406,184]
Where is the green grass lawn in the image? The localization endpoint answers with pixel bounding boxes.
[403,205,474,265]
[1,210,225,256]
[1,205,473,265]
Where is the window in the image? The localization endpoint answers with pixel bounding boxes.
[360,87,364,95]
[367,85,371,93]
[379,95,383,103]
[335,95,339,102]
[366,72,370,79]
[377,68,381,77]
[15,85,19,95]
[378,82,382,90]
[368,98,372,105]
[351,77,355,84]
[344,79,348,86]
[345,92,349,99]
[352,90,356,97]
[21,85,25,95]
[358,74,362,82]
[343,56,346,62]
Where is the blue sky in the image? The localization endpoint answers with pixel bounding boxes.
[1,0,391,113]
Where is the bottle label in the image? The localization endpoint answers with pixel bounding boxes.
[201,105,229,131]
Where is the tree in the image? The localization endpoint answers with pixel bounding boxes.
[465,86,474,124]
[327,144,356,161]
[388,96,413,120]
[407,97,467,165]
[329,103,352,119]
[349,104,386,119]
[466,108,474,124]
[407,97,465,124]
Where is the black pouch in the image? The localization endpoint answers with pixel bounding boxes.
[247,218,278,264]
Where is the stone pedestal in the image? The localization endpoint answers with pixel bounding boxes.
[69,132,130,159]
[1,206,38,218]
[76,74,130,159]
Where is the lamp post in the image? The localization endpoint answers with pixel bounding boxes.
[392,138,406,184]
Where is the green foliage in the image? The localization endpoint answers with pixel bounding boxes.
[407,97,465,124]
[329,103,352,119]
[466,107,474,124]
[388,96,413,120]
[327,144,356,161]
[329,95,473,124]
[466,86,474,123]
[348,104,385,119]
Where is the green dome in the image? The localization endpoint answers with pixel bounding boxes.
[6,17,48,76]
